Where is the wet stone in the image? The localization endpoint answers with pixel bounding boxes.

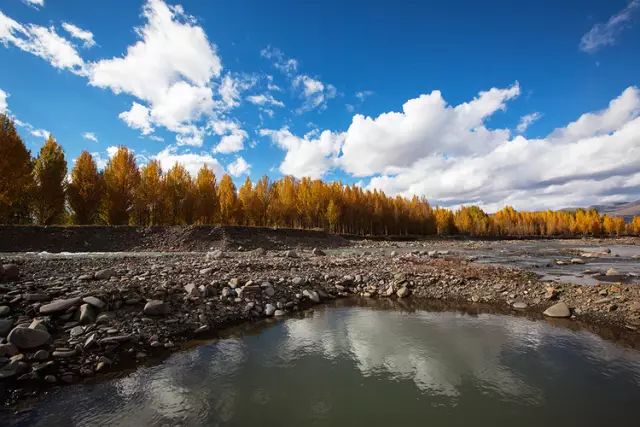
[7,326,51,350]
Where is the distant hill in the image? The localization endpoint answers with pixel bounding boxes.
[592,200,640,221]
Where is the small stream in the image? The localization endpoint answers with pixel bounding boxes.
[9,301,640,426]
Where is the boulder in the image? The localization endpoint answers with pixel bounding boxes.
[543,301,571,318]
[40,297,81,315]
[7,326,51,350]
[143,300,169,316]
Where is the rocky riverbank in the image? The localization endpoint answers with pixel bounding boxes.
[2,246,640,407]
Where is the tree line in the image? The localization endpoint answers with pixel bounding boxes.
[1,114,639,237]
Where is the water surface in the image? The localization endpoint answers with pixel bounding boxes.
[9,303,640,426]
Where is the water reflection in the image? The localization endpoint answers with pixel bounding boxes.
[9,302,640,426]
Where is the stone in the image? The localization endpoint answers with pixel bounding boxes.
[44,375,57,383]
[264,304,276,316]
[206,250,224,260]
[82,296,106,309]
[543,301,571,318]
[312,248,326,256]
[229,278,240,288]
[512,302,528,310]
[284,250,298,258]
[0,305,10,317]
[0,360,26,379]
[23,293,49,302]
[396,287,410,298]
[184,283,201,297]
[303,289,320,303]
[143,300,169,316]
[94,268,116,280]
[96,312,115,324]
[606,268,621,277]
[79,303,96,324]
[0,318,13,337]
[292,277,304,286]
[0,343,19,357]
[70,326,84,337]
[53,349,78,358]
[263,286,276,297]
[99,335,132,345]
[570,258,585,264]
[274,310,285,317]
[78,274,94,281]
[7,326,51,350]
[384,286,395,297]
[33,350,49,361]
[1,264,19,281]
[40,297,82,315]
[199,267,214,275]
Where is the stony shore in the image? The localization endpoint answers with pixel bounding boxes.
[2,244,640,407]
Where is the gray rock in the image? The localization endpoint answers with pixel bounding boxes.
[263,286,276,297]
[292,277,304,286]
[29,319,47,332]
[396,287,410,298]
[94,268,116,280]
[284,250,298,258]
[79,303,96,324]
[184,283,201,297]
[274,310,285,317]
[96,312,115,324]
[0,305,10,317]
[229,278,240,288]
[40,297,81,315]
[7,326,51,349]
[78,274,94,281]
[264,304,276,316]
[53,349,78,358]
[303,289,320,303]
[206,249,224,260]
[143,300,169,316]
[0,318,13,337]
[0,343,19,357]
[312,248,326,256]
[33,350,49,361]
[82,296,106,309]
[570,258,585,265]
[99,335,132,345]
[543,301,571,318]
[606,268,621,277]
[199,267,214,275]
[512,302,528,310]
[23,293,49,302]
[1,264,19,281]
[0,360,26,379]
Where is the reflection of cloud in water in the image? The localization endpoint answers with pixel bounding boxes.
[284,308,545,401]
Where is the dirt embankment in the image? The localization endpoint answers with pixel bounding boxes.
[0,225,349,252]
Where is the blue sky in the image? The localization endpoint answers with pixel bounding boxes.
[1,0,639,211]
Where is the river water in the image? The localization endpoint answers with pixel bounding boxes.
[8,301,640,426]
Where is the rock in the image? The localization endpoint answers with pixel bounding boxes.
[82,296,106,309]
[78,274,94,281]
[199,267,214,275]
[543,301,571,318]
[303,289,320,303]
[0,306,10,317]
[206,249,224,260]
[96,312,115,324]
[264,304,276,316]
[23,293,49,302]
[29,319,47,332]
[284,250,298,258]
[0,343,19,357]
[7,326,51,350]
[143,300,169,316]
[53,349,78,358]
[1,264,19,281]
[570,258,585,265]
[98,335,132,345]
[79,303,96,324]
[512,302,528,310]
[184,283,201,297]
[312,248,326,256]
[606,268,621,277]
[0,318,13,337]
[292,277,304,286]
[40,297,82,315]
[263,286,276,297]
[228,278,240,288]
[33,350,49,361]
[544,287,558,300]
[396,287,410,298]
[94,268,116,280]
[274,310,285,317]
[383,286,395,297]
[0,360,26,379]
[44,375,57,383]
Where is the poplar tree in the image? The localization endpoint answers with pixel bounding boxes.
[135,160,165,226]
[102,146,140,225]
[194,165,218,224]
[67,151,104,224]
[33,135,67,224]
[218,174,238,225]
[0,114,33,224]
[164,163,194,225]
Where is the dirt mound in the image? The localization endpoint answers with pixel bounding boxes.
[0,225,350,252]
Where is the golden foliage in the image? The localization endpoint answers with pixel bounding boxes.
[0,114,33,224]
[33,135,67,224]
[102,146,140,225]
[67,151,104,224]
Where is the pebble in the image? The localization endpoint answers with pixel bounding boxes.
[543,301,571,318]
[143,300,170,316]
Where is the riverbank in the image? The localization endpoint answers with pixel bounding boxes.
[2,241,640,408]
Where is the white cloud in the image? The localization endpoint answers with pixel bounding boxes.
[355,90,373,101]
[13,117,49,139]
[0,11,86,74]
[293,74,336,112]
[516,112,542,133]
[62,22,95,48]
[260,127,344,179]
[153,145,225,177]
[118,102,153,135]
[82,131,98,142]
[89,0,222,144]
[246,93,284,107]
[210,119,247,153]
[580,0,640,53]
[23,0,44,8]
[227,156,251,177]
[260,45,298,75]
[0,88,7,114]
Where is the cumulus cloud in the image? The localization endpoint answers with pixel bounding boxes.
[227,156,251,177]
[88,0,222,144]
[0,88,7,114]
[118,102,153,135]
[580,0,640,53]
[246,93,284,107]
[62,22,95,48]
[0,11,86,74]
[516,112,542,133]
[293,74,336,112]
[210,119,247,153]
[153,145,225,177]
[260,127,344,179]
[82,131,98,142]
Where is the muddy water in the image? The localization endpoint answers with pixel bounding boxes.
[10,302,640,426]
